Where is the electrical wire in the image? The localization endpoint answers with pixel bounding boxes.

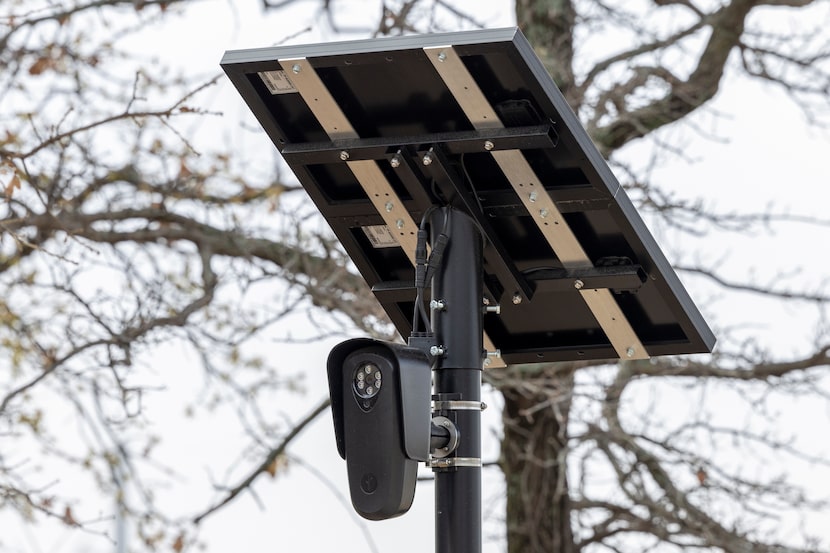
[411,206,451,336]
[460,153,486,217]
[459,153,492,250]
[412,206,436,334]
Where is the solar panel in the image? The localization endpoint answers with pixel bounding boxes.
[221,27,716,365]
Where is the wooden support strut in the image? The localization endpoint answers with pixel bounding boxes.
[423,46,648,361]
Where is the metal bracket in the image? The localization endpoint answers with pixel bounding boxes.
[433,400,486,411]
[528,264,647,293]
[430,416,460,459]
[279,124,558,164]
[429,457,482,469]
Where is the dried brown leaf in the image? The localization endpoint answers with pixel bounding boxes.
[178,159,192,180]
[265,454,288,478]
[4,174,20,198]
[28,57,52,76]
[62,506,76,526]
[172,533,185,552]
[265,457,279,477]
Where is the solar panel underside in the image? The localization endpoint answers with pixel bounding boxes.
[221,27,716,364]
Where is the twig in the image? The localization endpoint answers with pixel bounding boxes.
[192,398,330,524]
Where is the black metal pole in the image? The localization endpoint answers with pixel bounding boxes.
[430,207,483,553]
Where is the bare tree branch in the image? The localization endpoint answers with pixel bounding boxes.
[192,398,330,525]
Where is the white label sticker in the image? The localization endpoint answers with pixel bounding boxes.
[362,225,399,248]
[258,70,297,95]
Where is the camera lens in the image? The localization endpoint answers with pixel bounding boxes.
[353,362,381,399]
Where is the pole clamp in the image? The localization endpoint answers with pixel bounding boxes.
[432,400,486,411]
[428,457,481,469]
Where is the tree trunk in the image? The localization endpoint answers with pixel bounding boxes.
[505,4,579,549]
[499,367,576,553]
[514,0,578,105]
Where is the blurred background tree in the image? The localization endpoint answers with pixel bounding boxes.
[1,1,828,552]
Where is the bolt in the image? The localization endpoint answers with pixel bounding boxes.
[385,201,394,212]
[390,156,401,168]
[574,279,584,290]
[339,150,349,161]
[487,349,502,359]
[422,152,433,166]
[529,191,538,203]
[438,51,447,62]
[484,140,494,151]
[540,208,549,219]
[484,305,501,314]
[430,299,446,311]
[396,219,405,229]
[512,293,522,305]
[626,347,635,358]
[291,63,301,74]
[430,345,446,357]
[482,297,490,305]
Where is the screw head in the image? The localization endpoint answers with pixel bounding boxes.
[390,156,400,168]
[484,140,494,151]
[528,191,538,203]
[396,219,405,229]
[574,279,584,290]
[512,293,522,305]
[291,63,301,74]
[339,150,349,161]
[438,51,447,62]
[539,208,549,218]
[626,347,635,358]
[422,153,433,166]
[385,201,394,212]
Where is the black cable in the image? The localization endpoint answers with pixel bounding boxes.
[460,153,485,216]
[424,208,450,286]
[459,154,491,250]
[412,206,438,334]
[411,206,454,336]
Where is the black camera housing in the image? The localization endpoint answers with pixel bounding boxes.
[327,338,431,520]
